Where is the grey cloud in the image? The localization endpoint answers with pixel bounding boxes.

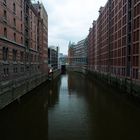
[42,0,107,54]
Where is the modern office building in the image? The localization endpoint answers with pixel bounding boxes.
[48,46,59,70]
[59,53,68,66]
[68,42,75,65]
[68,39,87,66]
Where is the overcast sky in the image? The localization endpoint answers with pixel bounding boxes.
[41,0,107,54]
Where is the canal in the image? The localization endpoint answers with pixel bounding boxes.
[0,72,140,140]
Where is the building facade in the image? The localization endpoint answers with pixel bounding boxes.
[0,0,48,83]
[48,46,59,70]
[68,39,87,67]
[33,3,48,74]
[59,53,68,67]
[87,0,140,83]
[87,21,98,71]
[0,0,26,81]
[132,0,140,80]
[68,42,75,65]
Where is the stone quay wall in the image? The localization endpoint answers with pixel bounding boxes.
[0,69,61,110]
[0,73,47,110]
[67,66,140,98]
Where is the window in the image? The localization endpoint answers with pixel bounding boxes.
[134,0,137,5]
[20,51,24,62]
[123,0,127,5]
[21,11,22,20]
[30,22,32,28]
[7,68,9,76]
[34,55,36,62]
[128,0,131,9]
[133,30,139,42]
[122,36,126,46]
[13,49,17,62]
[136,30,139,41]
[123,5,126,15]
[122,15,126,25]
[122,26,126,35]
[13,3,16,14]
[21,36,23,44]
[4,27,7,37]
[30,54,33,62]
[26,53,29,62]
[4,68,9,76]
[13,67,18,73]
[25,40,29,47]
[134,18,137,29]
[21,24,23,32]
[20,67,24,72]
[133,56,139,66]
[133,43,139,54]
[136,17,139,29]
[3,10,7,20]
[20,0,22,7]
[14,33,16,41]
[133,68,138,79]
[128,11,131,21]
[30,11,32,19]
[3,0,6,5]
[2,47,8,61]
[13,18,16,27]
[30,41,32,48]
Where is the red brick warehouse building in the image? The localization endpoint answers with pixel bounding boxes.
[33,3,48,74]
[0,0,26,81]
[0,0,48,82]
[87,0,140,84]
[132,0,140,80]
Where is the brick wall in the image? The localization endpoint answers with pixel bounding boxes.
[0,0,48,82]
[87,0,140,82]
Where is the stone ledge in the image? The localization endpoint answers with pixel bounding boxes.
[0,74,48,110]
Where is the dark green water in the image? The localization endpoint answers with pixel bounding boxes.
[0,72,140,140]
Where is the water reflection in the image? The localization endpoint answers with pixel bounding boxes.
[67,72,140,140]
[47,77,61,108]
[0,83,49,140]
[48,74,90,140]
[0,72,140,140]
